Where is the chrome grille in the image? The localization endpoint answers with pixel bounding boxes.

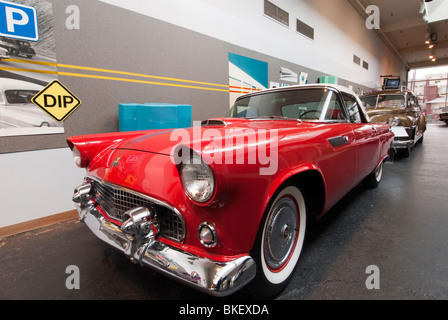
[92,180,184,242]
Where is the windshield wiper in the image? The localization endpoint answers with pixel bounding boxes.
[253,116,301,122]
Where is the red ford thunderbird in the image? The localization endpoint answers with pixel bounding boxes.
[68,84,394,297]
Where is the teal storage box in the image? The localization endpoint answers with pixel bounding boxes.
[318,76,338,84]
[118,103,192,131]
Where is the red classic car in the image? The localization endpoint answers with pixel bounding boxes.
[68,84,394,297]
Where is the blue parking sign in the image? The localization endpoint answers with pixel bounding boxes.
[0,0,38,41]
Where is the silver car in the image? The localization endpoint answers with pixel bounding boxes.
[0,78,62,128]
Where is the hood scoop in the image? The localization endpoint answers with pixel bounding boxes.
[201,118,254,127]
[201,119,227,126]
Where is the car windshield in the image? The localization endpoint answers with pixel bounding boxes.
[5,90,39,104]
[360,96,377,109]
[226,88,347,121]
[361,94,405,110]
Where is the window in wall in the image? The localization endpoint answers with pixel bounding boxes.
[264,0,289,27]
[296,19,314,40]
[353,55,361,65]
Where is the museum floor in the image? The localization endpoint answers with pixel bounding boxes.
[1,123,447,300]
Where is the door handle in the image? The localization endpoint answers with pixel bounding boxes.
[328,136,349,147]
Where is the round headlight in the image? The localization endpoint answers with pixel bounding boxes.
[388,117,400,127]
[181,156,215,203]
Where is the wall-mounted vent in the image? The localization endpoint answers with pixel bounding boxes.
[353,55,361,65]
[296,19,314,40]
[264,0,289,27]
[363,60,369,70]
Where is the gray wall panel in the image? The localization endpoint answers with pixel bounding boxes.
[1,0,371,153]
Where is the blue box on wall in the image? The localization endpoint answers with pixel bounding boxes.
[118,103,192,132]
[318,76,338,84]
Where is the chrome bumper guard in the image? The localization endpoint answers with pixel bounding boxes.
[73,181,256,297]
[392,139,413,149]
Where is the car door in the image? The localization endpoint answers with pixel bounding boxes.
[342,93,380,182]
[314,90,357,211]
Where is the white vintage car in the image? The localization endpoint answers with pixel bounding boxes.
[0,78,62,128]
[0,46,9,61]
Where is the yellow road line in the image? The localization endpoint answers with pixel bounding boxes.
[3,58,229,89]
[0,65,230,92]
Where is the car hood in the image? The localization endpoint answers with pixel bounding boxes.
[366,108,414,124]
[366,108,406,117]
[114,117,301,157]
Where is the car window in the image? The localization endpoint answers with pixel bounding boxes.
[228,88,347,122]
[319,92,346,121]
[408,94,417,108]
[342,93,363,123]
[360,96,377,109]
[377,94,406,109]
[4,90,39,104]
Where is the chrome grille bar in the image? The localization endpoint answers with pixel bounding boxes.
[91,179,185,242]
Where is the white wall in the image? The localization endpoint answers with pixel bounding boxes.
[0,148,85,228]
[99,0,406,88]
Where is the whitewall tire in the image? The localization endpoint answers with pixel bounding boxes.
[249,185,307,297]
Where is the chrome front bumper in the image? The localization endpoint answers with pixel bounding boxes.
[390,126,414,150]
[392,138,413,149]
[73,182,256,297]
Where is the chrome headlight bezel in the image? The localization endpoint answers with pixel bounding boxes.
[180,155,215,203]
[72,145,83,167]
[388,117,400,127]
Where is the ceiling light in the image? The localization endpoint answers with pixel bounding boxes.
[429,44,434,48]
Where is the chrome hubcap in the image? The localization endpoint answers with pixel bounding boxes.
[375,163,383,181]
[264,197,298,270]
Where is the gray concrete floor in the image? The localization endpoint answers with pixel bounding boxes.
[1,123,447,301]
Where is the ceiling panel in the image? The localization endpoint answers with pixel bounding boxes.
[348,0,448,69]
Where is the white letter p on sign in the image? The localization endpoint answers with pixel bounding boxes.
[5,6,29,32]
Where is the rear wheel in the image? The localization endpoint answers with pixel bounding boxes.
[248,185,307,298]
[363,161,383,188]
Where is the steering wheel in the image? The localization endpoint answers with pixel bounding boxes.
[298,109,320,119]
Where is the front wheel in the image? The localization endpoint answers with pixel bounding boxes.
[397,147,410,158]
[248,185,307,298]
